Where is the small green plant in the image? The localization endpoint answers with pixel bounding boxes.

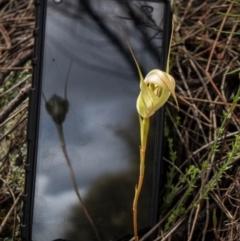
[162,87,240,231]
[160,1,240,236]
[164,163,207,230]
[163,138,177,208]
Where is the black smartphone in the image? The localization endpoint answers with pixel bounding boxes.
[22,0,171,240]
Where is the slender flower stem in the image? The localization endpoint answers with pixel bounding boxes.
[56,124,101,241]
[121,23,176,240]
[133,117,150,241]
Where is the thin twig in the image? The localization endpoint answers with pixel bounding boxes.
[56,124,101,241]
[0,84,31,124]
[0,189,23,234]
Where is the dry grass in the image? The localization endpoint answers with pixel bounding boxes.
[0,0,239,240]
[160,0,240,240]
[0,1,34,240]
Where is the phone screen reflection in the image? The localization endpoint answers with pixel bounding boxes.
[32,1,165,240]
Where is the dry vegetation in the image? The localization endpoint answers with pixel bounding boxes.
[0,1,34,240]
[0,0,239,240]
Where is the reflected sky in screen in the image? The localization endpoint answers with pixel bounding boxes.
[32,0,164,240]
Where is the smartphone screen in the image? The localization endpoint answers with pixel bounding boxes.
[25,0,169,240]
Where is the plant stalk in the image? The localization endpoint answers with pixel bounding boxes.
[133,117,150,241]
[56,124,101,241]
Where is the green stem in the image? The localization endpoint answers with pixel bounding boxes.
[166,19,174,74]
[56,124,101,241]
[133,117,150,241]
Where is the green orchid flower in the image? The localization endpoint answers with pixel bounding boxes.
[123,31,178,241]
[124,36,178,118]
[137,69,178,118]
